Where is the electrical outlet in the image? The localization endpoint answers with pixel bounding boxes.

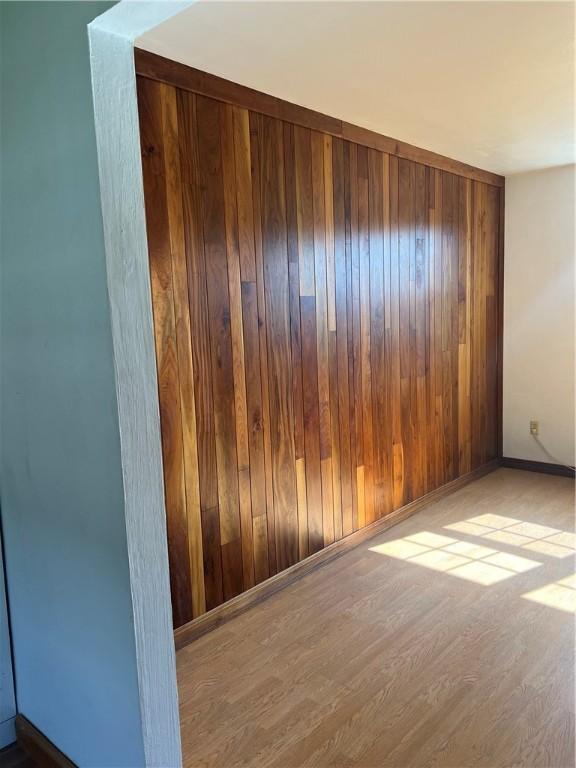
[530,420,539,436]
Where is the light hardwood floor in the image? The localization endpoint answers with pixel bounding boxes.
[177,469,575,767]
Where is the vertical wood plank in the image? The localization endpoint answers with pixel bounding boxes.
[284,122,308,560]
[311,131,334,548]
[258,114,299,571]
[252,514,269,585]
[295,126,316,298]
[358,145,375,524]
[324,136,342,543]
[164,87,206,618]
[343,141,358,535]
[368,149,387,517]
[441,171,455,483]
[241,281,269,582]
[178,91,224,612]
[433,168,445,487]
[398,158,413,503]
[233,106,257,282]
[485,184,500,461]
[496,187,505,459]
[451,173,461,481]
[221,103,255,592]
[250,111,277,577]
[458,177,472,475]
[139,78,193,627]
[197,96,243,600]
[333,138,354,538]
[426,166,437,492]
[349,142,365,529]
[389,155,404,508]
[300,295,323,554]
[471,181,487,469]
[381,153,393,514]
[415,162,429,497]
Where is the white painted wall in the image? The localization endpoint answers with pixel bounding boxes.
[137,1,575,175]
[503,164,575,466]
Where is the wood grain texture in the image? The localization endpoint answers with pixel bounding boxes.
[15,716,76,768]
[174,460,498,648]
[176,469,575,768]
[0,743,36,768]
[137,75,503,628]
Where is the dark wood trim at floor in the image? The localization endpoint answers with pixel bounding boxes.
[0,742,36,768]
[502,456,575,478]
[15,716,76,768]
[174,460,500,649]
[134,48,504,188]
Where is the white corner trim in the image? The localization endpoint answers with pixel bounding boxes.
[88,3,196,766]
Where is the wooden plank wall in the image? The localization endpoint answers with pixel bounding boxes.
[137,73,502,629]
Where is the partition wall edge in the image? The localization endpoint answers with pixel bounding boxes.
[135,49,505,643]
[87,4,197,767]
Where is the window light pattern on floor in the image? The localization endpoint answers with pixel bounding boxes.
[522,575,576,613]
[444,514,576,559]
[369,530,542,585]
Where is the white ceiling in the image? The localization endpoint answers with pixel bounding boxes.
[137,1,575,176]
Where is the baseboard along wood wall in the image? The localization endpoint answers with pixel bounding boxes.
[175,459,500,648]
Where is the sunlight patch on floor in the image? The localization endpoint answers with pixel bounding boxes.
[369,530,542,585]
[522,577,576,613]
[444,515,575,559]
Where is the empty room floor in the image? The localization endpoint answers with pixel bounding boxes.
[177,468,575,768]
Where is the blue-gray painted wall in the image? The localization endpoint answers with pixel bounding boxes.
[0,3,146,764]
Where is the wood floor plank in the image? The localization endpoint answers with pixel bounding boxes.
[178,469,576,768]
